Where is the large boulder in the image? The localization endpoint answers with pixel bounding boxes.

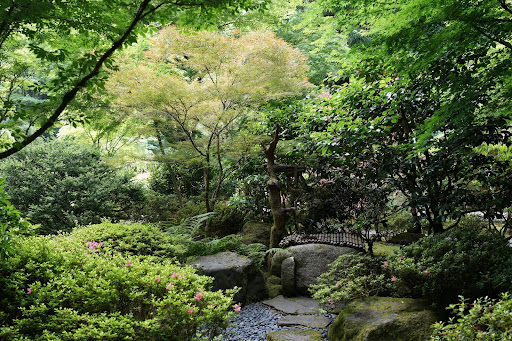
[285,244,357,295]
[328,297,439,341]
[241,221,271,247]
[190,251,268,304]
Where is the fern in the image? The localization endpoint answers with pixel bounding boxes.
[165,212,216,237]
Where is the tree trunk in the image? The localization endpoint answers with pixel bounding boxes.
[155,126,183,208]
[261,125,289,248]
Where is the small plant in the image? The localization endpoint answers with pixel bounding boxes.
[431,293,512,340]
[310,253,390,306]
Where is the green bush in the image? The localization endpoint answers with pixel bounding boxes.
[138,190,182,223]
[386,226,512,307]
[309,253,390,306]
[431,293,512,340]
[0,179,33,259]
[0,140,144,234]
[65,221,189,261]
[207,204,246,237]
[0,234,238,340]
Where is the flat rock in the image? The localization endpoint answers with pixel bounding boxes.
[278,315,332,329]
[261,295,320,315]
[266,329,324,341]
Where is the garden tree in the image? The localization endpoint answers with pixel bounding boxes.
[110,27,311,213]
[289,0,512,234]
[0,0,268,159]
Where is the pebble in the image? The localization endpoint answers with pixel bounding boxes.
[219,302,334,341]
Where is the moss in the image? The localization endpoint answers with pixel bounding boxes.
[372,242,401,257]
[266,329,324,340]
[241,221,271,247]
[268,275,282,285]
[267,284,283,298]
[328,297,439,341]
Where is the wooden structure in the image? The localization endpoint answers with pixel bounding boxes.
[279,231,366,251]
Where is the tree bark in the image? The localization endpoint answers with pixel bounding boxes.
[261,125,290,248]
[155,126,183,208]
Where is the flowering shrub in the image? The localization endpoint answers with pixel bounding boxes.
[385,227,512,307]
[309,253,391,306]
[0,235,238,340]
[431,293,512,340]
[66,221,189,261]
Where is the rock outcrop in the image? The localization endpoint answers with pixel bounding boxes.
[328,296,439,341]
[190,251,268,304]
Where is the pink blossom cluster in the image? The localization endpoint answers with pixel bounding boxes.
[85,241,103,254]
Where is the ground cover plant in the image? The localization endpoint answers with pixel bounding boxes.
[0,233,239,340]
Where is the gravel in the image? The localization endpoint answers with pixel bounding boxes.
[219,302,335,341]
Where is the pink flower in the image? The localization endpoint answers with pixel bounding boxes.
[383,261,389,267]
[391,276,397,282]
[26,287,32,294]
[155,275,161,283]
[335,282,341,287]
[171,272,182,279]
[137,306,141,312]
[400,255,404,260]
[327,299,334,304]
[166,283,174,290]
[187,308,194,313]
[195,291,203,300]
[234,304,241,312]
[126,261,133,267]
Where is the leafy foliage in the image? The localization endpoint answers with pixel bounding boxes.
[67,221,189,261]
[0,234,238,340]
[431,293,512,340]
[310,253,389,306]
[386,226,512,307]
[0,179,33,260]
[0,139,144,234]
[0,0,269,158]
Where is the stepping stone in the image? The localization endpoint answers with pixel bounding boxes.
[266,329,324,341]
[261,295,320,315]
[278,314,332,329]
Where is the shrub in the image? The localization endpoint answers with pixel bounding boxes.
[0,179,33,259]
[0,234,238,340]
[65,221,189,261]
[309,253,390,306]
[431,293,512,340]
[0,139,144,234]
[207,204,246,237]
[386,226,512,307]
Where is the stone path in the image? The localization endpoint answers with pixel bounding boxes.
[261,296,334,341]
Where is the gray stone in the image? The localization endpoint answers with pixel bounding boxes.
[266,329,324,341]
[261,295,320,315]
[328,296,440,341]
[190,251,268,304]
[278,315,332,329]
[287,244,357,295]
[270,249,292,276]
[280,256,296,296]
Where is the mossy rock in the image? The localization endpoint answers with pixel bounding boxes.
[266,329,324,341]
[241,221,271,247]
[328,297,439,341]
[270,249,292,276]
[388,232,424,245]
